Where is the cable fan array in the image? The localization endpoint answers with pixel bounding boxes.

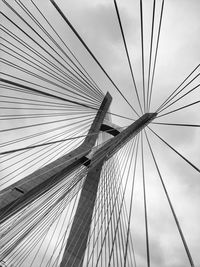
[1,0,200,266]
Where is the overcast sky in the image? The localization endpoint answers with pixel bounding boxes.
[1,0,200,266]
[53,1,200,266]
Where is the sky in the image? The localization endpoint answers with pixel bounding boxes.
[1,0,200,266]
[49,0,200,265]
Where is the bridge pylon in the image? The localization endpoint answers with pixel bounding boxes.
[0,92,156,266]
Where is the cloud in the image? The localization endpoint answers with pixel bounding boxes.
[1,0,200,266]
